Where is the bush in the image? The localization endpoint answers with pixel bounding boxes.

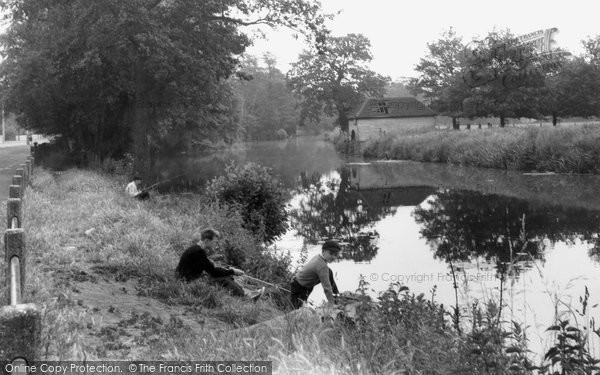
[205,162,289,243]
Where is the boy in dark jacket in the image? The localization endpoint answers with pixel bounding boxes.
[176,228,262,300]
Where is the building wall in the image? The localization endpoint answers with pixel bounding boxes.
[350,117,436,141]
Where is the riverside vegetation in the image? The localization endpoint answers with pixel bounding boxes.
[344,124,600,174]
[6,162,600,374]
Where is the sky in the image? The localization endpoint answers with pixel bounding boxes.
[247,0,600,80]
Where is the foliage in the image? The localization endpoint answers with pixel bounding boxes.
[456,301,537,374]
[410,30,600,128]
[462,30,547,126]
[408,28,469,128]
[205,162,289,243]
[0,0,329,172]
[287,33,390,132]
[232,54,301,141]
[542,320,600,374]
[542,56,600,125]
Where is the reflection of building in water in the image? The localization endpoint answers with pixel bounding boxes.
[349,187,435,208]
[349,163,429,191]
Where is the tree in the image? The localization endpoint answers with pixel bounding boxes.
[461,30,547,127]
[287,33,390,132]
[232,54,301,140]
[408,28,468,130]
[582,34,600,67]
[0,0,329,173]
[541,56,600,125]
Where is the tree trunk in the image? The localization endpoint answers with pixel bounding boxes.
[500,116,506,128]
[452,117,459,130]
[552,112,558,126]
[337,109,349,133]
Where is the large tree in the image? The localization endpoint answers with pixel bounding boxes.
[461,30,547,127]
[408,28,469,130]
[287,33,390,132]
[541,56,600,125]
[0,0,329,173]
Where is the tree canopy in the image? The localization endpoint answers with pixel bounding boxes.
[409,29,600,128]
[232,54,301,140]
[287,33,390,132]
[0,0,329,173]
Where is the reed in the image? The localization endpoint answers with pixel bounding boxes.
[363,124,600,174]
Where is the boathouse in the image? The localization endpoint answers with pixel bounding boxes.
[348,97,436,141]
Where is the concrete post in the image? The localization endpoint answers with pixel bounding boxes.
[7,199,21,229]
[20,164,28,186]
[25,161,32,183]
[5,229,25,305]
[12,175,23,189]
[8,186,21,199]
[0,304,41,363]
[13,174,23,197]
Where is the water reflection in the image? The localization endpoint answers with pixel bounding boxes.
[413,190,600,277]
[151,137,344,192]
[290,167,436,262]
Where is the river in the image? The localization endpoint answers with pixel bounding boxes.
[158,136,600,361]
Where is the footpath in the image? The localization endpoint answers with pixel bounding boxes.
[0,145,31,201]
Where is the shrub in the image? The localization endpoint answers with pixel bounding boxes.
[205,162,289,243]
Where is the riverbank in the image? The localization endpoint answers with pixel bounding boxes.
[358,124,600,174]
[12,168,598,373]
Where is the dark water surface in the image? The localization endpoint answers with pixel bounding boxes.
[162,137,600,360]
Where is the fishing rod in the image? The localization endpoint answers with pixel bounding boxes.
[243,275,291,293]
[141,173,187,192]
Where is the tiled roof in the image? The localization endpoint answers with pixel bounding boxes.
[353,97,436,119]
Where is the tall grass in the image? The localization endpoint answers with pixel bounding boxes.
[363,124,600,174]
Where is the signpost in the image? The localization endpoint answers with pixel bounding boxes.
[517,28,560,54]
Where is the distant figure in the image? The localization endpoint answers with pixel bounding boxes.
[176,229,263,301]
[290,240,341,309]
[125,176,150,200]
[26,131,32,145]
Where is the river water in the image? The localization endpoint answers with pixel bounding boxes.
[159,136,600,361]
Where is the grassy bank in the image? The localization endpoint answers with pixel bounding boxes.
[9,168,599,373]
[361,124,600,173]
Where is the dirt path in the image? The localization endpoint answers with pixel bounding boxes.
[55,267,226,358]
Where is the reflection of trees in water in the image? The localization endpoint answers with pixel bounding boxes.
[291,168,396,262]
[413,190,600,277]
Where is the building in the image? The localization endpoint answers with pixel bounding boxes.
[348,97,436,141]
